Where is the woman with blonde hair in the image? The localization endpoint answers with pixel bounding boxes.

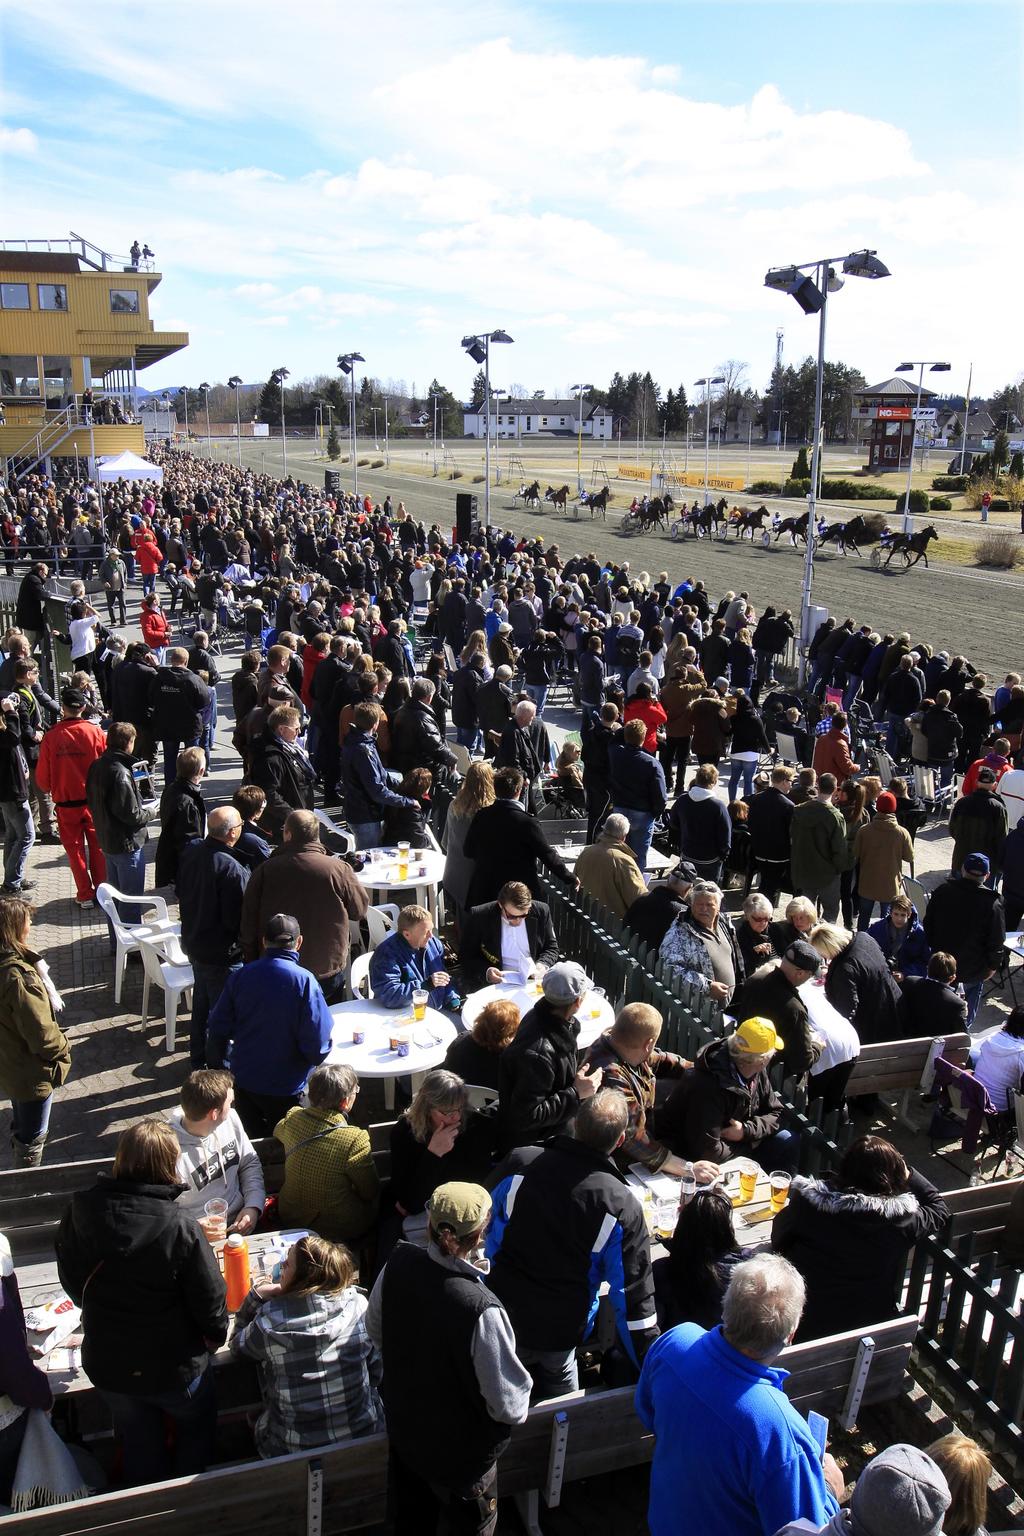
[926,1432,990,1536]
[231,1234,383,1457]
[55,1119,228,1483]
[809,920,901,1044]
[0,895,69,1167]
[442,759,495,926]
[389,1070,492,1224]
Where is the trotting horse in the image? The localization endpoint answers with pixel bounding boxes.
[884,524,939,568]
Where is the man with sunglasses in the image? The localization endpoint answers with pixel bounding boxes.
[458,880,559,994]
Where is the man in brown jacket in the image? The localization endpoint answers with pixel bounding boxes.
[690,689,731,766]
[811,713,856,783]
[574,813,647,918]
[658,665,704,794]
[853,790,914,930]
[239,810,368,1002]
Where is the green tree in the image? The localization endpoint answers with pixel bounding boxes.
[791,446,811,479]
[821,362,867,442]
[470,370,487,409]
[425,378,464,439]
[1009,451,1024,479]
[993,429,1011,471]
[258,372,282,425]
[326,424,341,460]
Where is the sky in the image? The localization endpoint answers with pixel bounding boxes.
[1,0,1021,403]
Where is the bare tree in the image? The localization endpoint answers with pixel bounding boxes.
[715,359,750,434]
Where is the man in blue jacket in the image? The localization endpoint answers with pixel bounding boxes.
[636,1253,843,1536]
[369,904,460,1012]
[206,912,334,1136]
[339,701,417,850]
[176,805,250,1069]
[609,717,668,872]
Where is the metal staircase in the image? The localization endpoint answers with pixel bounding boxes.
[5,406,83,483]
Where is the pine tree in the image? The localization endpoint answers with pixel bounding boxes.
[326,425,341,460]
[470,370,487,409]
[258,373,282,424]
[993,429,1011,471]
[791,447,811,480]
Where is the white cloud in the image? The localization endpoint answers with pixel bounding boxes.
[0,124,37,154]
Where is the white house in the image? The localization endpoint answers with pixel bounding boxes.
[462,397,613,440]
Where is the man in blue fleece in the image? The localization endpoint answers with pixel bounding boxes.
[636,1253,843,1536]
[206,912,333,1137]
[369,904,459,1012]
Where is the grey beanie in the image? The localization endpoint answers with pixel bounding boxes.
[850,1444,950,1536]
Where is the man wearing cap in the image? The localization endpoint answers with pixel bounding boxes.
[497,960,603,1151]
[924,856,1006,1027]
[773,1442,950,1536]
[487,1090,659,1400]
[625,860,696,950]
[34,687,107,907]
[852,790,914,931]
[366,1181,532,1533]
[206,913,334,1135]
[949,767,1008,880]
[731,942,825,1083]
[659,1017,798,1173]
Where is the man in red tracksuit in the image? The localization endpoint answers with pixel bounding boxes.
[35,686,108,907]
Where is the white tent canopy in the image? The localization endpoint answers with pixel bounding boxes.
[95,450,164,483]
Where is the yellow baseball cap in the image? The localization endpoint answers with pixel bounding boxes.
[734,1017,785,1055]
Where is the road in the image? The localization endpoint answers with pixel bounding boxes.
[225,440,1024,679]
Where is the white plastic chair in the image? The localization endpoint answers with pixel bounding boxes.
[902,876,930,915]
[464,1083,499,1110]
[450,742,472,777]
[365,904,400,950]
[95,883,179,1006]
[774,730,801,767]
[137,933,194,1053]
[349,951,374,1000]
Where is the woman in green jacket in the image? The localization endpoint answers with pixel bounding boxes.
[0,896,70,1165]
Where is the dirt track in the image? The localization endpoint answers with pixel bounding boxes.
[228,442,1024,679]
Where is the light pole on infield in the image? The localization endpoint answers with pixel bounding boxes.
[764,249,890,687]
[199,382,211,459]
[694,376,725,506]
[895,360,951,534]
[461,330,514,528]
[271,367,289,478]
[571,382,593,496]
[337,353,365,498]
[227,376,243,467]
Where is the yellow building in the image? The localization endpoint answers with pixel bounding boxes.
[0,234,188,476]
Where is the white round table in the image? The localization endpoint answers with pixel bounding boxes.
[356,847,446,921]
[328,997,457,1110]
[461,981,613,1050]
[553,843,673,878]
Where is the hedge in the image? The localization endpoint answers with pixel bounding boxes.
[895,489,930,515]
[932,475,967,492]
[749,480,783,494]
[930,496,952,511]
[819,478,890,500]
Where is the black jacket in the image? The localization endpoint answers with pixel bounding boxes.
[476,677,514,741]
[151,665,212,743]
[731,961,822,1079]
[110,658,156,728]
[487,1136,657,1359]
[923,877,1006,986]
[658,1037,783,1164]
[451,663,485,729]
[389,1112,494,1215]
[248,733,316,838]
[746,787,794,863]
[458,900,559,992]
[15,571,49,631]
[0,711,29,801]
[824,931,901,1045]
[177,835,250,965]
[463,800,573,906]
[897,975,968,1038]
[772,1170,948,1340]
[86,749,154,855]
[624,886,686,951]
[154,779,207,887]
[55,1177,228,1394]
[389,699,456,777]
[497,997,581,1150]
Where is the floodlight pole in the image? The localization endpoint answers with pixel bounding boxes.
[800,261,829,688]
[959,362,972,488]
[484,336,492,528]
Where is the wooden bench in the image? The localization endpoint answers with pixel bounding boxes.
[845,1032,972,1124]
[944,1177,1024,1261]
[0,1122,397,1264]
[8,1314,919,1536]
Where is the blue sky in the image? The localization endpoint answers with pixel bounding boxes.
[2,0,1020,402]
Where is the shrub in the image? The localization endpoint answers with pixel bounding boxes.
[749,480,783,495]
[969,453,992,479]
[326,425,341,461]
[450,470,462,479]
[790,448,810,480]
[1010,452,1024,480]
[929,496,952,511]
[371,459,385,468]
[992,498,1010,513]
[894,489,930,515]
[975,532,1023,570]
[782,477,810,497]
[964,475,1001,511]
[932,474,967,492]
[819,478,890,500]
[472,474,485,483]
[357,458,370,467]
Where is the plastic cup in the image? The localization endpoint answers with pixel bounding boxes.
[203,1197,228,1242]
[769,1171,792,1214]
[397,841,410,877]
[352,1026,365,1045]
[413,989,428,1022]
[736,1165,758,1206]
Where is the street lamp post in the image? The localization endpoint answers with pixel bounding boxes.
[764,249,891,685]
[227,375,243,467]
[270,368,290,478]
[181,386,189,444]
[337,353,364,497]
[571,383,593,496]
[894,360,951,533]
[461,330,514,528]
[694,376,726,506]
[199,383,211,459]
[430,392,442,475]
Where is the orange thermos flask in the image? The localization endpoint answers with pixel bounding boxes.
[224,1234,251,1312]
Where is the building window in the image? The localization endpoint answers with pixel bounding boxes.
[43,356,73,406]
[559,418,566,426]
[0,283,30,310]
[541,417,548,426]
[38,284,68,311]
[525,418,532,431]
[0,355,42,398]
[110,288,140,313]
